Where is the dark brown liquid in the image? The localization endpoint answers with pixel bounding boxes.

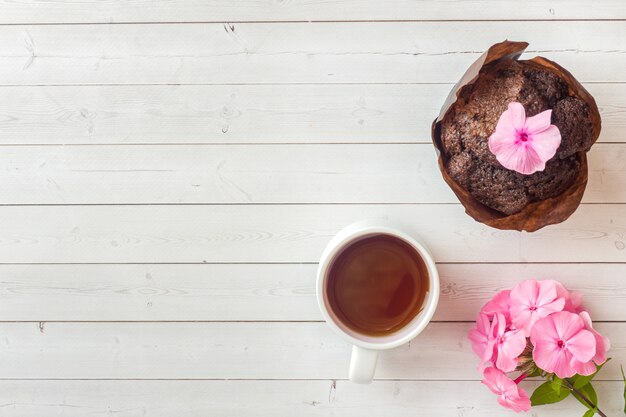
[326,234,429,336]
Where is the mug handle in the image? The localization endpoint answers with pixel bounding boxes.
[349,345,378,384]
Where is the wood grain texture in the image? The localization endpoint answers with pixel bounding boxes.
[1,143,625,204]
[0,83,623,145]
[0,2,624,413]
[0,322,623,380]
[0,22,624,85]
[0,380,624,417]
[0,263,625,322]
[0,205,625,263]
[0,0,625,23]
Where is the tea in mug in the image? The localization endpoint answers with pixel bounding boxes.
[325,234,429,336]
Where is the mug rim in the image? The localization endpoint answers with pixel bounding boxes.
[316,220,440,351]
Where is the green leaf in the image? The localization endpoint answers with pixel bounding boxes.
[531,381,571,406]
[572,383,598,409]
[582,409,596,417]
[573,358,610,389]
[526,367,542,378]
[582,383,598,406]
[619,365,626,414]
[551,376,563,395]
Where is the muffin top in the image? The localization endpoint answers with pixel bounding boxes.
[440,59,595,215]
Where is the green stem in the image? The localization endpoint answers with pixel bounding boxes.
[562,378,607,417]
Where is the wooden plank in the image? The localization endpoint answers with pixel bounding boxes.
[0,263,625,322]
[1,204,625,263]
[0,380,624,417]
[1,143,625,204]
[0,22,624,85]
[0,0,624,23]
[0,144,452,204]
[0,322,623,380]
[0,83,623,145]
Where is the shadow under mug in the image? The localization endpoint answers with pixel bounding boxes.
[316,220,440,384]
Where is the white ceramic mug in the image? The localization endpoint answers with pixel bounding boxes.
[316,220,439,384]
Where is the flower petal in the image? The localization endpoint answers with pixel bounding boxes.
[535,297,565,318]
[571,358,597,376]
[496,330,526,372]
[491,121,518,143]
[468,313,491,358]
[552,354,576,379]
[493,140,545,175]
[488,130,516,155]
[530,315,558,345]
[495,350,517,373]
[511,280,538,304]
[482,367,531,412]
[481,367,505,395]
[524,109,552,133]
[534,342,575,378]
[479,339,496,372]
[511,387,532,412]
[529,124,561,162]
[488,103,561,175]
[481,290,512,321]
[502,330,527,358]
[566,329,596,363]
[468,327,487,357]
[511,307,534,336]
[568,291,584,313]
[496,395,510,409]
[493,312,507,338]
[551,280,585,313]
[501,389,532,413]
[534,280,565,321]
[507,102,526,131]
[482,367,517,395]
[535,280,557,306]
[551,311,584,341]
[579,311,610,364]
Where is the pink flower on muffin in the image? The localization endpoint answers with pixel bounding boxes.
[488,102,562,175]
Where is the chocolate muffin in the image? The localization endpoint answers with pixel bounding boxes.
[440,59,595,215]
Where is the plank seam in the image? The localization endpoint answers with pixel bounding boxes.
[0,81,621,87]
[0,142,624,147]
[0,320,623,323]
[0,203,623,207]
[0,19,624,26]
[0,262,623,265]
[0,378,620,381]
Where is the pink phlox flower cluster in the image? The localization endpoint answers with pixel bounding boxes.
[468,279,610,412]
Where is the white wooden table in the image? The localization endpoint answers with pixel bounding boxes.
[0,2,625,415]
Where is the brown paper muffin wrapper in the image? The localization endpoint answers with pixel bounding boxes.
[431,40,601,232]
